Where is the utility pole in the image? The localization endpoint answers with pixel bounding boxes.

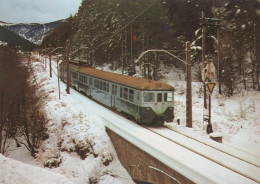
[44,53,47,68]
[130,23,134,73]
[57,55,61,99]
[40,53,43,63]
[217,29,222,94]
[186,41,192,128]
[65,40,71,94]
[49,53,52,78]
[202,12,206,63]
[202,11,207,109]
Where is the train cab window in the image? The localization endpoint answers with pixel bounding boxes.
[144,92,155,102]
[129,89,134,102]
[157,93,162,102]
[164,92,173,102]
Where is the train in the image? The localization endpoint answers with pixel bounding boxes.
[59,61,174,125]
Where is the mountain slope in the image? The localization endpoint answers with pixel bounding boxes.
[3,19,65,45]
[0,26,35,51]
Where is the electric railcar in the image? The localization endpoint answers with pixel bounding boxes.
[59,62,174,125]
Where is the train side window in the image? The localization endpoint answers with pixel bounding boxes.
[84,76,88,84]
[164,92,173,102]
[144,92,155,102]
[79,74,87,84]
[123,88,128,100]
[89,77,93,85]
[79,74,84,83]
[129,89,134,102]
[101,81,108,92]
[106,83,109,93]
[157,93,162,102]
[94,79,99,89]
[120,87,123,98]
[102,81,106,91]
[72,72,78,79]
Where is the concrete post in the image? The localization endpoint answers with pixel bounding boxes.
[66,40,70,94]
[49,54,52,78]
[186,41,192,128]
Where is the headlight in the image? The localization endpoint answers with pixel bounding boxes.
[146,107,151,110]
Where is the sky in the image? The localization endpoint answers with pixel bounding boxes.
[0,0,82,24]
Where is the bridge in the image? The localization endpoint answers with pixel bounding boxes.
[104,116,260,184]
[106,128,193,184]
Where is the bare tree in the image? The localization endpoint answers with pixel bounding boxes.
[0,48,48,156]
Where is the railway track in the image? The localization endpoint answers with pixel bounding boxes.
[164,125,260,167]
[142,125,260,183]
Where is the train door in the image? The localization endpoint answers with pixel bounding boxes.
[154,93,165,114]
[111,84,117,108]
[87,77,93,96]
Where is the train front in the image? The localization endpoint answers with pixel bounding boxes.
[139,90,174,125]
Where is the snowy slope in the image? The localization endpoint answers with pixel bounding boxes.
[0,154,74,184]
[2,20,65,44]
[162,71,260,156]
[32,59,135,184]
[2,54,260,184]
[1,57,134,184]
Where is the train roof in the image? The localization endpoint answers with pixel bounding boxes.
[61,62,174,91]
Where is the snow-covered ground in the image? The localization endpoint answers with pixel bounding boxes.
[161,67,260,156]
[1,57,134,184]
[1,56,260,184]
[0,41,8,46]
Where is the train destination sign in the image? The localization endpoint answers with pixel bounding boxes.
[206,82,216,94]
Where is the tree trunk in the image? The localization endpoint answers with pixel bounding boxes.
[242,59,247,90]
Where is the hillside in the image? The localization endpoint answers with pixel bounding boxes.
[41,0,260,96]
[1,55,259,184]
[3,19,65,44]
[0,26,35,51]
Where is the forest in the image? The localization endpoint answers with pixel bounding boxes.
[0,47,48,156]
[40,0,260,96]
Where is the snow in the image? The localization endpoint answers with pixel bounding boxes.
[0,22,13,26]
[0,154,74,184]
[1,57,134,184]
[103,115,259,184]
[146,127,260,181]
[0,41,8,46]
[1,54,260,184]
[161,78,260,157]
[236,9,241,15]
